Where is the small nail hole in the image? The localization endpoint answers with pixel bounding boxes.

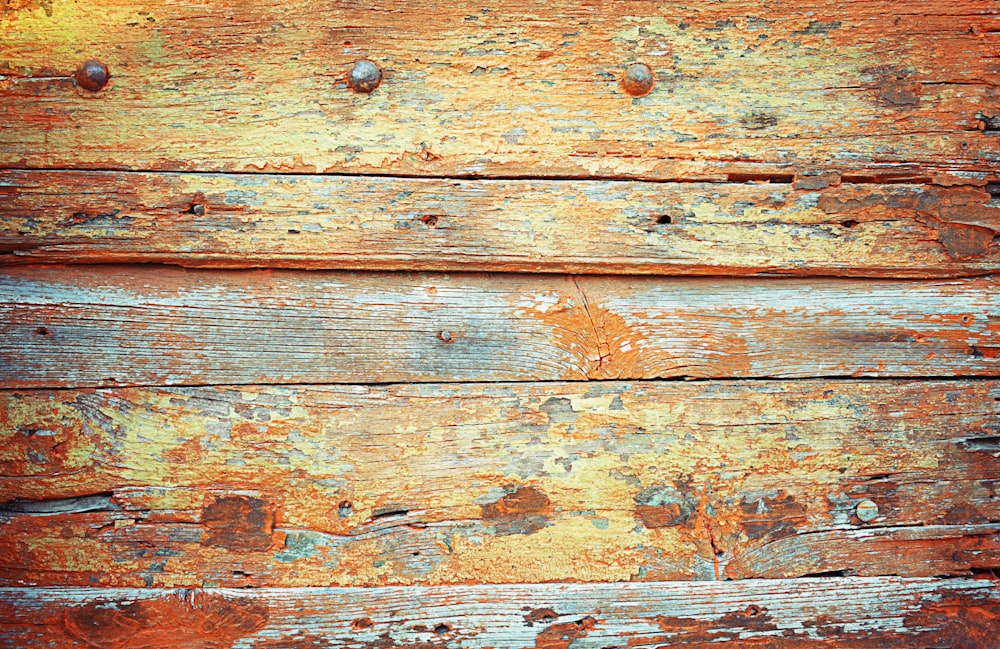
[35,327,49,336]
[437,331,453,343]
[840,219,859,228]
[188,203,206,216]
[745,605,762,618]
[655,214,672,225]
[338,500,353,517]
[421,215,440,227]
[434,624,451,635]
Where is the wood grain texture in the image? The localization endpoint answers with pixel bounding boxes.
[2,266,998,388]
[1,1,998,180]
[2,171,999,275]
[2,380,997,586]
[2,579,999,648]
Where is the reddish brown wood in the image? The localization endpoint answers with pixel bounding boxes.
[1,1,998,181]
[2,579,999,648]
[2,171,998,276]
[1,381,997,587]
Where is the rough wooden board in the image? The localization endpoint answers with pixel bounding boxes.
[1,1,998,180]
[2,266,998,387]
[2,171,999,275]
[2,380,997,586]
[2,579,999,648]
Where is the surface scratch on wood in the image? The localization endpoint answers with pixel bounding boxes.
[1,1,998,180]
[2,580,999,648]
[2,380,997,586]
[2,171,998,275]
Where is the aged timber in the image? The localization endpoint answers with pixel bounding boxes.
[0,1,998,181]
[2,579,1000,648]
[1,380,998,586]
[1,171,998,276]
[1,266,997,387]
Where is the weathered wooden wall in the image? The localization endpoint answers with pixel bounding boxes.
[2,0,999,647]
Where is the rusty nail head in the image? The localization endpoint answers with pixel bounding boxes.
[622,62,654,97]
[856,499,879,522]
[75,59,110,92]
[348,60,382,93]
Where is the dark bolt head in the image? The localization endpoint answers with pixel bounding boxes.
[75,59,110,92]
[622,62,654,97]
[348,59,382,94]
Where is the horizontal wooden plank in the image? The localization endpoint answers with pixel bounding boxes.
[2,267,998,387]
[2,579,999,648]
[1,1,998,179]
[2,380,997,586]
[2,171,998,276]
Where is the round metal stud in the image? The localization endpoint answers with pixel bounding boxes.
[622,62,654,97]
[348,59,382,94]
[75,59,110,92]
[856,499,879,523]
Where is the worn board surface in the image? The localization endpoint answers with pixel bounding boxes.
[2,266,999,387]
[1,380,999,587]
[3,0,1000,646]
[2,171,999,275]
[1,1,999,180]
[3,580,1000,648]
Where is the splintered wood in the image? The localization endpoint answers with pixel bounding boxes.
[1,0,999,647]
[1,381,998,586]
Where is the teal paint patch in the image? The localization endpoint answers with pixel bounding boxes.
[273,530,325,563]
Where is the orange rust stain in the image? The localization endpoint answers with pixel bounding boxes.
[535,616,596,649]
[62,592,268,649]
[645,595,1000,647]
[202,495,274,551]
[934,221,996,259]
[967,345,1000,359]
[481,486,552,536]
[903,594,1000,649]
[587,303,650,380]
[524,608,559,626]
[160,436,203,464]
[0,0,50,21]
